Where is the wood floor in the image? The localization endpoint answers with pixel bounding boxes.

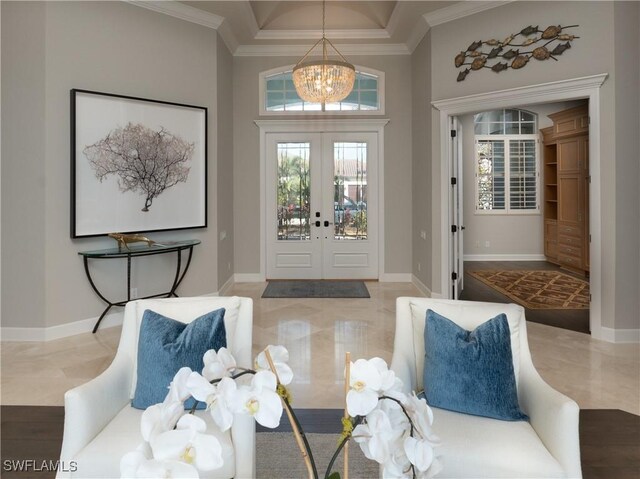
[2,406,638,478]
[460,261,590,334]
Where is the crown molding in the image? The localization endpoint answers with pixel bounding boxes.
[124,0,223,30]
[423,1,515,28]
[218,20,239,55]
[385,1,404,37]
[235,43,410,57]
[255,29,390,41]
[241,0,260,38]
[406,16,430,53]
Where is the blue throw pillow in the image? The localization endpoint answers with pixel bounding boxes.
[423,309,528,421]
[132,308,227,410]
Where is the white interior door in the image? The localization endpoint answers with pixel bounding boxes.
[266,134,323,279]
[266,131,378,279]
[322,133,378,279]
[450,117,464,298]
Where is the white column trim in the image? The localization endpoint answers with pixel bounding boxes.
[432,74,609,339]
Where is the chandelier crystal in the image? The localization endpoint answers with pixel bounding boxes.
[292,1,356,104]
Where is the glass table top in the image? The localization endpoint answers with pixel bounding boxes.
[79,239,201,258]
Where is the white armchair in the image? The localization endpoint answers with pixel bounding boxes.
[58,296,255,479]
[391,297,581,479]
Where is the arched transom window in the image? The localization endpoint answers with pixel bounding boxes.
[474,109,539,213]
[260,66,384,114]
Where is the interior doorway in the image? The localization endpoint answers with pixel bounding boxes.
[433,74,607,339]
[453,101,590,334]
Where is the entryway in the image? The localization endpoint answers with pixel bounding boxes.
[263,127,382,279]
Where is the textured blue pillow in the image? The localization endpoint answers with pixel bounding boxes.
[132,308,227,410]
[423,309,528,421]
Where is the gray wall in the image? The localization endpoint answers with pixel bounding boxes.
[422,1,640,331]
[613,1,640,330]
[233,55,413,276]
[411,32,432,287]
[217,36,234,289]
[2,1,222,329]
[460,101,585,258]
[1,2,47,329]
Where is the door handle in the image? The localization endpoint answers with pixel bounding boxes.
[315,221,321,227]
[324,220,331,227]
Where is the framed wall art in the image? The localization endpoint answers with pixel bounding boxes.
[71,89,207,238]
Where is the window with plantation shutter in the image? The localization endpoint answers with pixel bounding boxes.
[474,109,540,214]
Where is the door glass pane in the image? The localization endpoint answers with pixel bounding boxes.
[476,140,505,210]
[277,143,311,240]
[334,142,367,240]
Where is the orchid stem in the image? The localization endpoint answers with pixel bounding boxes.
[264,349,317,479]
[283,397,319,479]
[324,416,363,479]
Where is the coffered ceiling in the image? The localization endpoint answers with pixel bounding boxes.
[128,1,513,55]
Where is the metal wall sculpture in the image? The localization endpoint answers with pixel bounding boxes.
[454,25,579,81]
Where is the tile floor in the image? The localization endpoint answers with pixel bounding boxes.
[2,282,638,415]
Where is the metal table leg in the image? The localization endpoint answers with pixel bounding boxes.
[83,256,118,334]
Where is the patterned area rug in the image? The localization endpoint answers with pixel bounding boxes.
[468,270,590,309]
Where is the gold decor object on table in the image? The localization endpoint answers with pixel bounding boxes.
[454,24,579,81]
[292,0,356,105]
[108,232,155,251]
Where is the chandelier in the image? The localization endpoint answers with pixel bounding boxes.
[292,0,356,104]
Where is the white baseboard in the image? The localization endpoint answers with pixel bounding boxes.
[1,310,124,342]
[379,273,413,282]
[0,291,221,342]
[598,326,640,343]
[218,275,235,296]
[234,273,265,283]
[463,254,546,262]
[411,275,431,297]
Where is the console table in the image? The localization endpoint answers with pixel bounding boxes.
[79,240,201,333]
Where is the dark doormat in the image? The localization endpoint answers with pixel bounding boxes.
[262,280,370,298]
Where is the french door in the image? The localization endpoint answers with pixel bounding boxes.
[266,132,378,279]
[450,116,464,298]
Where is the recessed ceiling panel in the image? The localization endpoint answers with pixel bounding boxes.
[250,1,398,30]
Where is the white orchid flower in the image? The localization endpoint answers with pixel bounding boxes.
[234,370,283,428]
[377,398,409,443]
[151,414,223,472]
[404,393,439,443]
[140,367,195,442]
[254,345,293,385]
[120,448,200,479]
[404,436,435,473]
[346,358,383,416]
[352,409,394,464]
[164,367,193,404]
[381,445,412,479]
[369,357,407,403]
[141,401,184,442]
[202,348,237,382]
[186,372,237,432]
